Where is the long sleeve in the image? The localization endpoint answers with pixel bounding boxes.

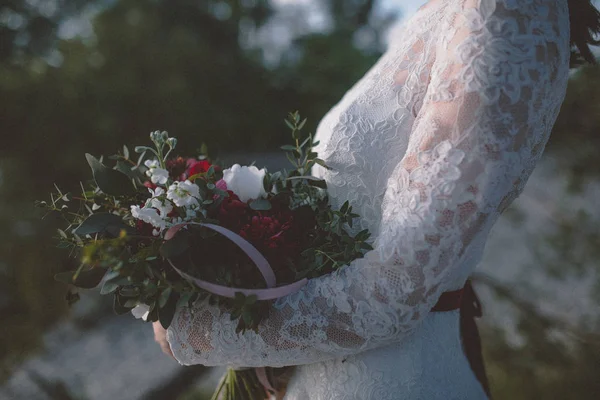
[166,0,570,367]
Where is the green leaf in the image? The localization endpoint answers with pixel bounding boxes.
[100,279,119,295]
[85,153,136,196]
[113,294,134,315]
[119,287,140,297]
[55,268,107,289]
[123,145,130,159]
[242,310,253,326]
[134,146,152,154]
[340,201,350,214]
[361,242,374,251]
[280,145,297,151]
[159,232,190,259]
[249,198,272,211]
[159,290,179,329]
[307,178,327,189]
[158,287,172,308]
[314,158,332,170]
[177,292,193,309]
[74,213,133,237]
[123,299,139,308]
[115,161,142,181]
[206,165,215,177]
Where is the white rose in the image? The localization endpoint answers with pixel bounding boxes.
[222,164,267,203]
[131,304,150,321]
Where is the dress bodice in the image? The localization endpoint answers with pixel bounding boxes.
[167,1,571,398]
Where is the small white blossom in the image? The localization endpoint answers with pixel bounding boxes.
[131,304,150,321]
[167,180,200,207]
[147,187,173,216]
[130,205,166,230]
[222,164,267,203]
[144,159,169,185]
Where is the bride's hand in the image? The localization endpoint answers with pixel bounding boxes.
[153,321,175,360]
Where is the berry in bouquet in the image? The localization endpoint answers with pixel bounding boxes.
[39,112,374,399]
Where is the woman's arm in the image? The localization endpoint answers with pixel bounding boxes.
[166,0,569,367]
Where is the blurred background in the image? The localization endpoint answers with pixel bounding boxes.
[0,0,599,399]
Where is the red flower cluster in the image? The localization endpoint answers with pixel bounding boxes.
[212,192,306,276]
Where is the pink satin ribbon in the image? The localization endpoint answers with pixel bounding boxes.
[164,222,308,300]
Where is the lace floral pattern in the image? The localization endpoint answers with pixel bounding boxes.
[167,0,570,398]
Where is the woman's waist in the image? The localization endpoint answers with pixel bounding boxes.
[287,310,468,398]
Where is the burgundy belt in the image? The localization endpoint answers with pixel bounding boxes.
[431,279,493,399]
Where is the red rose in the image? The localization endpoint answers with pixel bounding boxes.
[216,190,250,231]
[187,159,212,177]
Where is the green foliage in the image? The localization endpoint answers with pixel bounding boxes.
[547,63,600,191]
[85,154,137,196]
[73,213,133,237]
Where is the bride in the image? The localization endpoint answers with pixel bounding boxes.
[154,0,599,398]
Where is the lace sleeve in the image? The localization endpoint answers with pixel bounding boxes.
[166,0,569,367]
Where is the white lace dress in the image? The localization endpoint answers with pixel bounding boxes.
[166,0,571,398]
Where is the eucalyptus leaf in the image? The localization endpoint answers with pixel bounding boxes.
[115,160,142,181]
[55,268,107,289]
[100,280,119,295]
[85,153,136,196]
[74,213,133,237]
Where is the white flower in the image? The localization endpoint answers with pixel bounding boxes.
[131,304,150,321]
[144,159,169,185]
[222,164,267,203]
[147,187,173,216]
[130,205,166,230]
[167,180,200,207]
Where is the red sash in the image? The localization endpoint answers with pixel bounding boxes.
[431,279,493,399]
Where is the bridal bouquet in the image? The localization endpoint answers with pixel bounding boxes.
[39,112,373,399]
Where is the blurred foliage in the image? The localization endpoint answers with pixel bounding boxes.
[546,63,600,192]
[0,0,599,399]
